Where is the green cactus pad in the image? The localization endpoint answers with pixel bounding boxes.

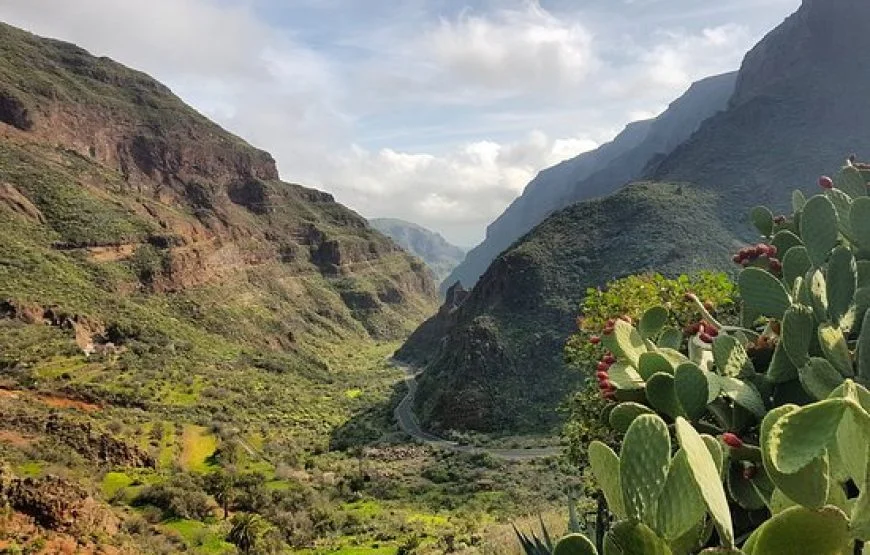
[645,372,682,419]
[836,164,868,199]
[748,505,851,555]
[638,352,675,380]
[727,462,767,511]
[712,335,754,378]
[851,459,870,541]
[781,246,811,291]
[657,327,683,350]
[807,268,829,323]
[760,406,830,509]
[675,418,734,548]
[605,320,648,368]
[855,287,870,335]
[674,362,713,420]
[800,195,839,267]
[603,521,674,555]
[858,311,870,383]
[771,230,803,260]
[767,341,799,384]
[799,358,846,400]
[826,246,857,328]
[768,398,849,474]
[553,533,598,555]
[781,304,814,368]
[792,190,807,212]
[834,408,869,486]
[609,402,656,434]
[656,449,707,541]
[620,414,671,526]
[639,306,669,340]
[853,197,870,251]
[825,188,853,239]
[718,376,766,418]
[589,441,626,519]
[750,206,775,237]
[701,434,725,477]
[817,324,853,378]
[739,268,792,319]
[607,362,645,391]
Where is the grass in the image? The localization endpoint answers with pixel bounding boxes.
[101,471,133,498]
[179,425,218,473]
[162,519,235,554]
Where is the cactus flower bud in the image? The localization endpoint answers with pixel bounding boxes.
[589,335,601,345]
[819,175,834,189]
[722,432,743,448]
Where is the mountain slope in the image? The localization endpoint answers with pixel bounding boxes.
[370,217,465,282]
[0,22,440,548]
[399,0,870,432]
[444,71,737,292]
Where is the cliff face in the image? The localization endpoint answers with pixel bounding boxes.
[400,0,870,432]
[369,218,465,283]
[444,72,736,293]
[0,22,437,355]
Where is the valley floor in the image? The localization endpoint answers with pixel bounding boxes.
[0,325,580,554]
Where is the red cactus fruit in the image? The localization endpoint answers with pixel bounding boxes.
[603,326,614,336]
[819,175,834,189]
[597,361,611,372]
[732,254,742,264]
[589,335,601,345]
[596,371,609,381]
[699,332,714,344]
[602,354,616,365]
[767,245,778,256]
[722,432,743,448]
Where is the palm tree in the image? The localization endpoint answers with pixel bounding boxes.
[228,512,264,554]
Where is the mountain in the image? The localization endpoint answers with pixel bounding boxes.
[369,218,465,282]
[0,22,439,548]
[398,0,870,432]
[444,71,737,293]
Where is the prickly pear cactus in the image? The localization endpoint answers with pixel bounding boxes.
[545,160,870,554]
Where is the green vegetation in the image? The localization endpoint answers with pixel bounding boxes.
[402,182,736,433]
[538,162,870,553]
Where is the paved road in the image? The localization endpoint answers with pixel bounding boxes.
[390,359,562,461]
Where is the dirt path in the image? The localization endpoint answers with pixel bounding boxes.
[390,359,562,461]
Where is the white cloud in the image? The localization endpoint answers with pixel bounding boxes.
[0,0,796,245]
[424,3,599,94]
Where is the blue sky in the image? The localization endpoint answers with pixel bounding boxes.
[0,0,800,247]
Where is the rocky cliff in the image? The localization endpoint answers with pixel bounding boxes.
[369,218,465,283]
[444,72,737,293]
[0,21,438,355]
[399,0,870,432]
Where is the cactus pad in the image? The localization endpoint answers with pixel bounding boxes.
[620,414,671,526]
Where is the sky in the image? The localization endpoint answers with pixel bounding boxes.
[0,0,800,247]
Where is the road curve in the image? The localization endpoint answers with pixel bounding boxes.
[390,359,562,461]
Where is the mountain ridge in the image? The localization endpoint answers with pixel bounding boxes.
[369,217,465,283]
[399,0,870,432]
[444,71,737,293]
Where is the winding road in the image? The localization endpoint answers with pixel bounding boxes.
[390,359,562,461]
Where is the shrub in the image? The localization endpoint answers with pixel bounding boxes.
[540,161,870,553]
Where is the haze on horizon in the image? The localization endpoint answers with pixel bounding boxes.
[0,0,800,247]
